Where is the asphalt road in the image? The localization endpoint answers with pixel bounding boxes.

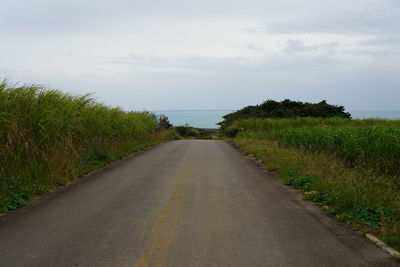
[0,140,397,267]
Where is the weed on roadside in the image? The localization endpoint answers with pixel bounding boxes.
[228,138,400,252]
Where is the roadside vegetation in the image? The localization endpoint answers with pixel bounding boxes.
[0,81,177,213]
[175,125,217,139]
[236,118,400,177]
[220,100,400,252]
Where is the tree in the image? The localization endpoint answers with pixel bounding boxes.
[218,99,351,131]
[158,114,172,129]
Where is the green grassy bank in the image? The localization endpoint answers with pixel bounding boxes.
[0,81,177,212]
[227,117,400,251]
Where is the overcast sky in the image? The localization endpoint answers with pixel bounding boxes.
[1,0,399,111]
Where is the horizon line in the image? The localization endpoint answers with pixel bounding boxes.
[151,109,400,112]
[152,109,235,112]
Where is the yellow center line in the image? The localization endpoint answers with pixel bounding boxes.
[132,160,192,267]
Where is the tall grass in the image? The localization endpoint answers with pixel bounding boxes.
[233,117,400,131]
[0,81,166,212]
[235,118,400,177]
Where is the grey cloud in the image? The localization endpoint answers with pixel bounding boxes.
[284,40,309,53]
[273,14,399,35]
[247,44,265,52]
[109,55,248,69]
[348,50,393,57]
[94,52,400,110]
[4,51,399,111]
[0,1,104,33]
[0,0,280,33]
[284,39,338,53]
[361,37,400,46]
[257,2,400,35]
[1,0,400,111]
[4,0,399,34]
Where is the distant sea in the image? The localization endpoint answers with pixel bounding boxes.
[350,111,400,120]
[153,110,233,129]
[153,110,400,129]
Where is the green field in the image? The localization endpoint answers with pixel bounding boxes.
[0,81,176,212]
[227,117,400,251]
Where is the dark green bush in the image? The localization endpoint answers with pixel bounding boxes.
[219,99,351,132]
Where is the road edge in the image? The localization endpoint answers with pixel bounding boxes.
[366,234,400,260]
[225,140,400,263]
[0,140,175,220]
